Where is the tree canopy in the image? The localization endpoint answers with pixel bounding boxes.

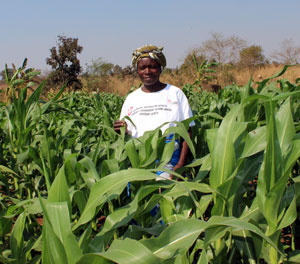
[196,32,247,64]
[271,39,300,64]
[46,35,83,90]
[239,45,266,67]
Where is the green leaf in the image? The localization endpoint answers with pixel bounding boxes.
[0,165,18,176]
[76,254,112,264]
[78,224,92,254]
[205,128,217,154]
[164,182,213,198]
[160,196,176,224]
[48,165,71,215]
[256,98,299,235]
[25,80,44,112]
[284,138,300,177]
[275,98,295,153]
[240,126,266,159]
[198,249,208,264]
[256,100,283,233]
[141,219,208,259]
[44,202,82,263]
[96,189,139,235]
[158,136,175,168]
[205,216,282,256]
[78,156,100,189]
[78,239,163,264]
[204,225,229,247]
[103,238,162,264]
[257,64,293,92]
[0,214,12,237]
[209,105,241,189]
[277,195,297,230]
[194,155,211,182]
[42,212,68,264]
[233,230,257,264]
[287,250,300,263]
[73,169,158,229]
[125,139,140,168]
[141,216,283,260]
[73,191,87,215]
[10,212,26,262]
[164,122,196,158]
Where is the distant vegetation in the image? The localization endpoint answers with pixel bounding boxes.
[1,32,300,97]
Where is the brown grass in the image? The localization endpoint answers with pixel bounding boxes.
[161,64,300,90]
[1,64,299,102]
[0,81,7,102]
[232,64,300,85]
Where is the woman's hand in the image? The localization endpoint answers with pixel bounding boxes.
[114,120,128,134]
[173,163,184,172]
[170,163,184,180]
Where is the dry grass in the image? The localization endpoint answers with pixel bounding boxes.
[0,81,7,102]
[1,64,299,102]
[107,76,141,96]
[231,64,300,85]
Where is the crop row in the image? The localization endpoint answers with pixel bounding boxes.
[0,65,300,263]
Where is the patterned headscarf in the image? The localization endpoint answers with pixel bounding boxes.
[132,45,167,71]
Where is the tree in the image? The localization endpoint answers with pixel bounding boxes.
[46,35,83,90]
[121,65,135,76]
[197,32,247,64]
[112,65,123,76]
[271,39,300,64]
[179,51,206,78]
[85,57,114,77]
[239,45,266,68]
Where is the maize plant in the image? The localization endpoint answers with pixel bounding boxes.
[0,63,300,263]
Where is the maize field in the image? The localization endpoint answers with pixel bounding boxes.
[0,65,300,263]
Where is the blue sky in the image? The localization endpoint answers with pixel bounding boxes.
[1,0,299,73]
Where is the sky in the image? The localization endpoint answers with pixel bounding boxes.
[1,0,300,74]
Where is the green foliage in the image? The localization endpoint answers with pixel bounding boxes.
[179,52,206,79]
[0,68,14,81]
[1,64,300,263]
[83,58,136,93]
[3,58,41,102]
[46,35,83,90]
[85,58,114,77]
[191,53,219,87]
[239,45,266,68]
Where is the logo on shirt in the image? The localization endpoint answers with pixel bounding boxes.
[128,106,133,116]
[168,99,178,105]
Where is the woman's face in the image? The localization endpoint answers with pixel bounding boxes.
[137,57,161,86]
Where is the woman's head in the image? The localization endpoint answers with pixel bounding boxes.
[132,45,167,71]
[136,57,161,86]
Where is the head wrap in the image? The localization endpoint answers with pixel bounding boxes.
[132,45,167,71]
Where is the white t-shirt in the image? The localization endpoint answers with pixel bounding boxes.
[120,84,193,138]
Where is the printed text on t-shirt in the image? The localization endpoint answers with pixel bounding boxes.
[128,104,173,116]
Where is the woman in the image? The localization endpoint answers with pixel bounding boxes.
[114,45,194,179]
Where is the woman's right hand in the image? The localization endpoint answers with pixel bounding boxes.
[113,120,128,134]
